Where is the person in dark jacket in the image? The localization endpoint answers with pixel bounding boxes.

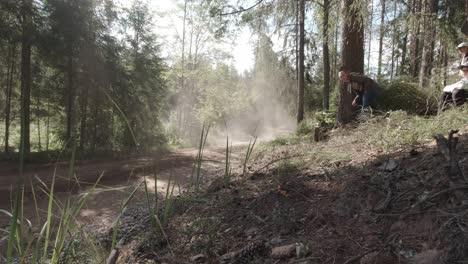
[339,66,379,109]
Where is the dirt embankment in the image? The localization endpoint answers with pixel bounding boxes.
[1,128,468,264]
[112,130,468,264]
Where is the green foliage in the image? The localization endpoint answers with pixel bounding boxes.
[3,138,105,263]
[296,111,335,136]
[0,0,167,155]
[377,80,435,114]
[357,108,468,152]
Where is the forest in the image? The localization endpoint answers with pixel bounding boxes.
[1,0,468,263]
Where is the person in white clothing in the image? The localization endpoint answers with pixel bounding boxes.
[440,62,468,109]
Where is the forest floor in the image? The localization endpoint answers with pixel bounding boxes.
[111,122,468,264]
[1,115,468,264]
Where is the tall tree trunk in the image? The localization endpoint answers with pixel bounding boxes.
[390,0,397,80]
[79,84,89,151]
[338,0,365,125]
[418,0,438,90]
[179,0,188,134]
[322,0,331,111]
[66,40,74,141]
[20,0,32,154]
[296,0,305,123]
[332,3,341,89]
[377,0,386,80]
[36,108,41,151]
[399,1,411,75]
[92,86,99,151]
[4,43,16,153]
[367,0,374,73]
[46,97,50,151]
[410,0,422,79]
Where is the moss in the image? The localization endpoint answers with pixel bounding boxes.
[377,80,437,114]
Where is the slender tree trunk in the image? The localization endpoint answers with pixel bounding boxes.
[36,107,41,151]
[367,0,373,73]
[332,3,341,89]
[296,0,305,123]
[179,0,188,134]
[410,0,422,79]
[377,0,386,80]
[390,0,397,80]
[399,1,411,75]
[418,0,438,90]
[20,0,33,154]
[4,43,16,153]
[66,40,74,141]
[46,97,50,151]
[79,85,89,151]
[296,0,299,91]
[338,0,364,125]
[443,46,448,86]
[92,86,99,151]
[322,0,331,111]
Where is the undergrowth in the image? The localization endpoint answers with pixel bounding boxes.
[358,107,468,152]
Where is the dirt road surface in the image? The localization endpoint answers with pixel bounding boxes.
[0,147,231,230]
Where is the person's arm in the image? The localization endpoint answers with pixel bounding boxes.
[352,94,360,107]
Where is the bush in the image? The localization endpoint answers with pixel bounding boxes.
[377,80,437,114]
[296,111,335,136]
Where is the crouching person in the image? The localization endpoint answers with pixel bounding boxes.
[440,62,468,110]
[338,66,379,110]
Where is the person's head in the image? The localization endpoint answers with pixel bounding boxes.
[339,66,350,82]
[457,42,468,55]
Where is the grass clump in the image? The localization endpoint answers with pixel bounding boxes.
[296,111,335,136]
[378,80,436,114]
[359,107,468,152]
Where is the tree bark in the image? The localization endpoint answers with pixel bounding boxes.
[377,0,386,80]
[409,0,422,79]
[390,0,397,80]
[66,39,74,141]
[36,106,41,151]
[418,0,438,90]
[4,43,16,153]
[296,0,305,123]
[322,0,331,111]
[399,1,411,75]
[367,0,374,74]
[338,0,364,125]
[79,84,89,151]
[46,97,50,151]
[20,0,33,154]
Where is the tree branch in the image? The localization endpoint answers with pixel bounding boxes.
[219,0,265,16]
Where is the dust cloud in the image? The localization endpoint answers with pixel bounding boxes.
[209,98,297,146]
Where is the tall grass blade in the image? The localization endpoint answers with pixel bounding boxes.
[110,180,143,250]
[41,167,57,262]
[103,88,138,150]
[7,94,26,262]
[243,137,257,176]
